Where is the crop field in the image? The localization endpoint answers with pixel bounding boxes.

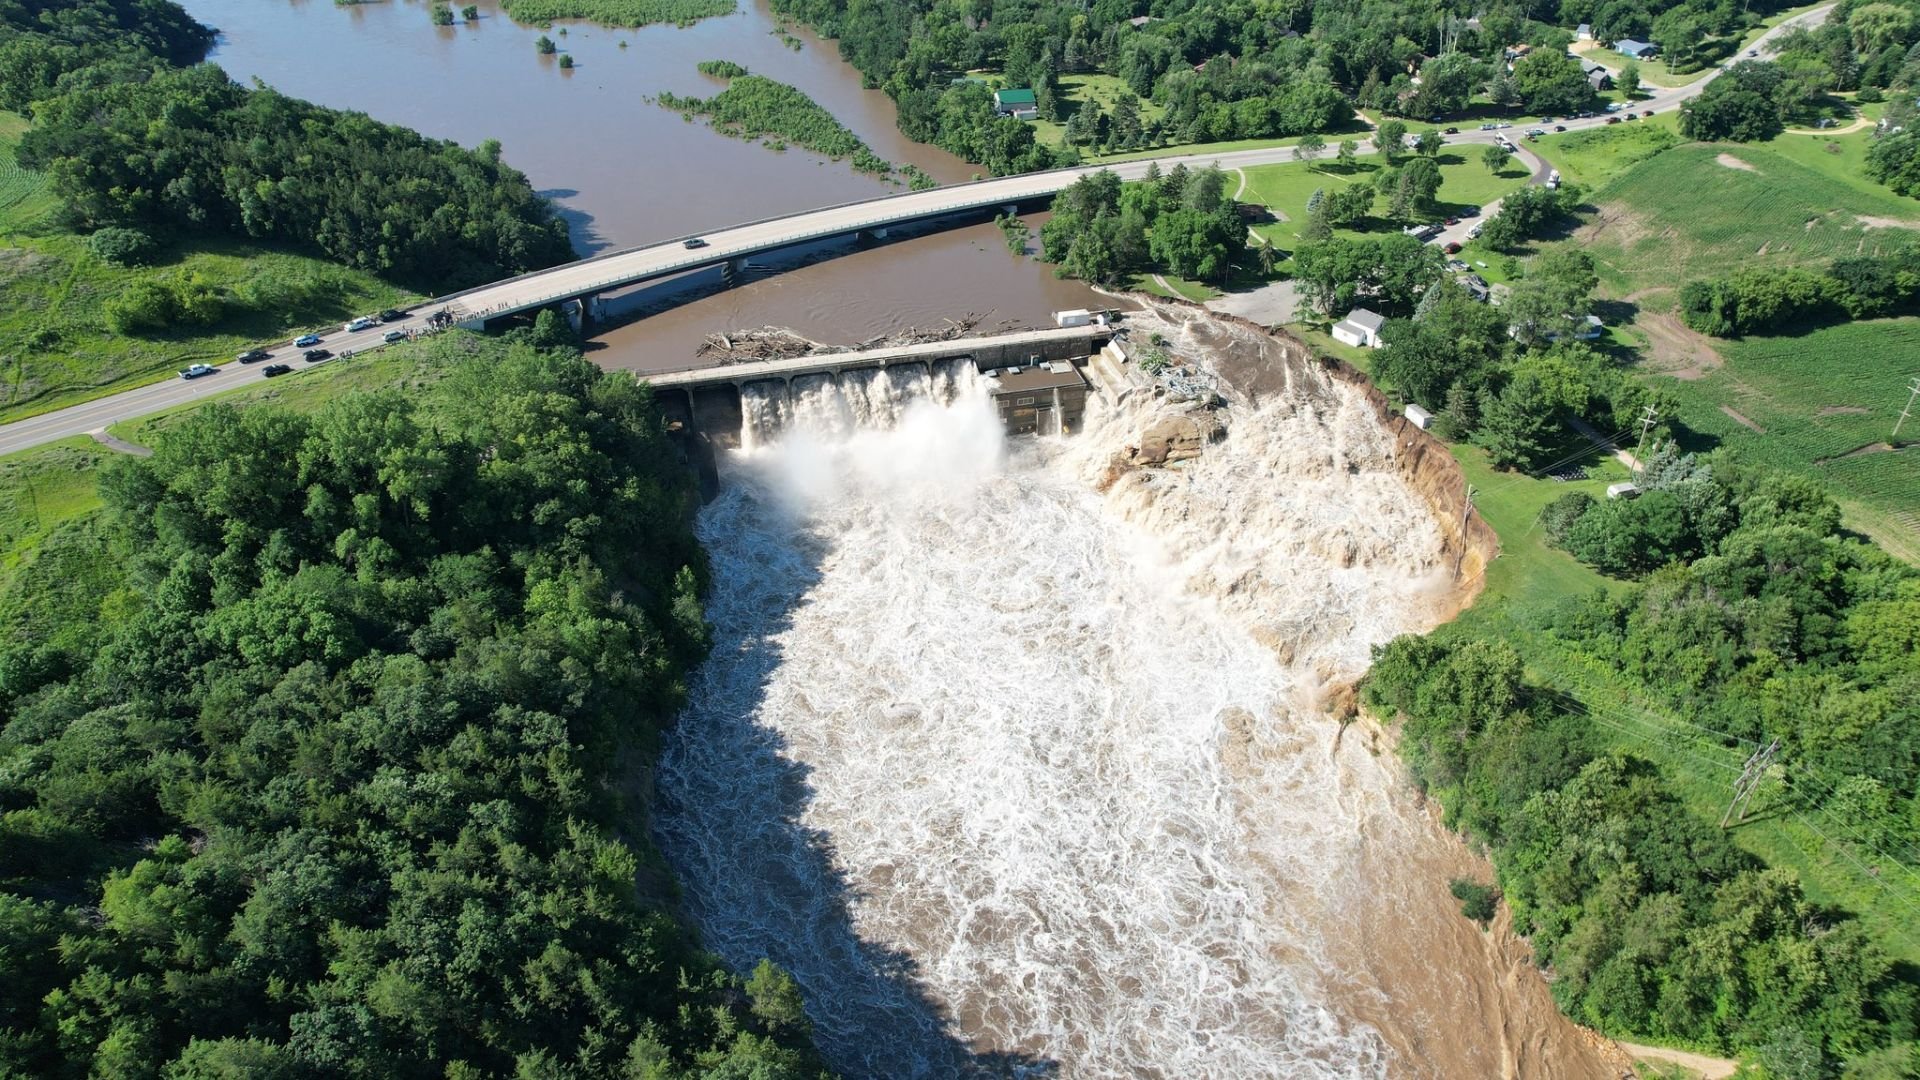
[1577,142,1920,297]
[1660,318,1920,562]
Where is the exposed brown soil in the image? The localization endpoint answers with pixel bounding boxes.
[1719,405,1765,433]
[1574,204,1653,249]
[1855,214,1920,230]
[1634,311,1723,379]
[1816,405,1871,416]
[1815,441,1914,464]
[1715,152,1758,172]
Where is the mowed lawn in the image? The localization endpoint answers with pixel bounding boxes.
[1577,140,1920,298]
[1237,151,1532,254]
[1662,318,1920,563]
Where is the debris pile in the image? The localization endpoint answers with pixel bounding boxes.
[696,313,1031,364]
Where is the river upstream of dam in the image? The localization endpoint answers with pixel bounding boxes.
[654,310,1622,1078]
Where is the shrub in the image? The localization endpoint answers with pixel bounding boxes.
[431,3,454,24]
[86,227,159,267]
[558,54,574,68]
[536,34,557,53]
[697,59,748,78]
[461,4,478,18]
[1539,492,1595,544]
[1449,879,1500,924]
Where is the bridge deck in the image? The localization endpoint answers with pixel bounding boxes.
[642,326,1104,389]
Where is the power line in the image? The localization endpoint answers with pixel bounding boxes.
[1550,681,1761,749]
[1784,767,1920,874]
[1789,810,1920,952]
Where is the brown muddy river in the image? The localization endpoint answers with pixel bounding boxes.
[189,0,1107,368]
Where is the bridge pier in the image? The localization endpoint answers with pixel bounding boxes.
[856,226,891,244]
[720,257,745,288]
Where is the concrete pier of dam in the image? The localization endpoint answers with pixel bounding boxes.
[646,325,1122,445]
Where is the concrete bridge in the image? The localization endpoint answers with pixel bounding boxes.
[648,326,1109,444]
[431,142,1369,331]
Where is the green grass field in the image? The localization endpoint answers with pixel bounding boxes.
[1237,151,1532,255]
[0,111,418,425]
[0,436,112,594]
[1576,140,1920,298]
[1530,115,1680,189]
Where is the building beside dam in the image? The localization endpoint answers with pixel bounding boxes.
[984,361,1090,436]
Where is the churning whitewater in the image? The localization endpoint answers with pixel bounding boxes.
[652,328,1611,1079]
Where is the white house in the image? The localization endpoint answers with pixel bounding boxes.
[1616,38,1658,59]
[1576,22,1593,40]
[1404,403,1434,429]
[1331,308,1387,348]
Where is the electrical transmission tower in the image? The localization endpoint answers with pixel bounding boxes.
[1721,737,1780,829]
[1893,376,1920,441]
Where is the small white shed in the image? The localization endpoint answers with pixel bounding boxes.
[1404,403,1434,429]
[1331,308,1387,348]
[1053,308,1094,328]
[1606,482,1642,500]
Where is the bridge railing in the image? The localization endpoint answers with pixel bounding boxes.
[443,185,1081,323]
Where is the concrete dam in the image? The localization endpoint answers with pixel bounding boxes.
[646,326,1120,446]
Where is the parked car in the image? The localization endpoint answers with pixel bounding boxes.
[1747,48,1758,57]
[1606,116,1622,124]
[236,348,271,364]
[294,333,323,347]
[1479,122,1497,130]
[378,309,406,322]
[1527,128,1546,137]
[1605,102,1623,112]
[1444,217,1460,226]
[1447,259,1470,271]
[179,363,216,379]
[384,329,407,343]
[1444,126,1460,134]
[303,348,332,362]
[683,237,709,249]
[1624,112,1639,120]
[1554,124,1568,132]
[1467,222,1485,239]
[1460,205,1480,217]
[1641,110,1654,118]
[262,363,293,377]
[345,316,376,333]
[1443,241,1463,254]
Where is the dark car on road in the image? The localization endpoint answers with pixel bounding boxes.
[303,348,332,362]
[236,348,271,364]
[379,309,406,322]
[1554,124,1568,132]
[262,363,293,377]
[1443,126,1459,134]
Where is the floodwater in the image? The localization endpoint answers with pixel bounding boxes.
[654,324,1623,1078]
[186,0,1109,364]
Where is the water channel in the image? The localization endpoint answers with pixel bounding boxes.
[189,0,1108,369]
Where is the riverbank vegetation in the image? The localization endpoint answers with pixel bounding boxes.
[499,0,734,28]
[0,333,829,1077]
[1031,165,1246,287]
[661,65,935,186]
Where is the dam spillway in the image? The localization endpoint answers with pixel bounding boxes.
[645,325,1108,445]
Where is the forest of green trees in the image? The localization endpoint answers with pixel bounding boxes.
[1367,454,1920,1075]
[764,0,1810,173]
[0,335,828,1077]
[0,0,574,291]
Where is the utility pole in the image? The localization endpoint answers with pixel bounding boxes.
[1893,376,1920,441]
[1454,484,1476,575]
[1632,404,1659,477]
[1721,737,1780,829]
